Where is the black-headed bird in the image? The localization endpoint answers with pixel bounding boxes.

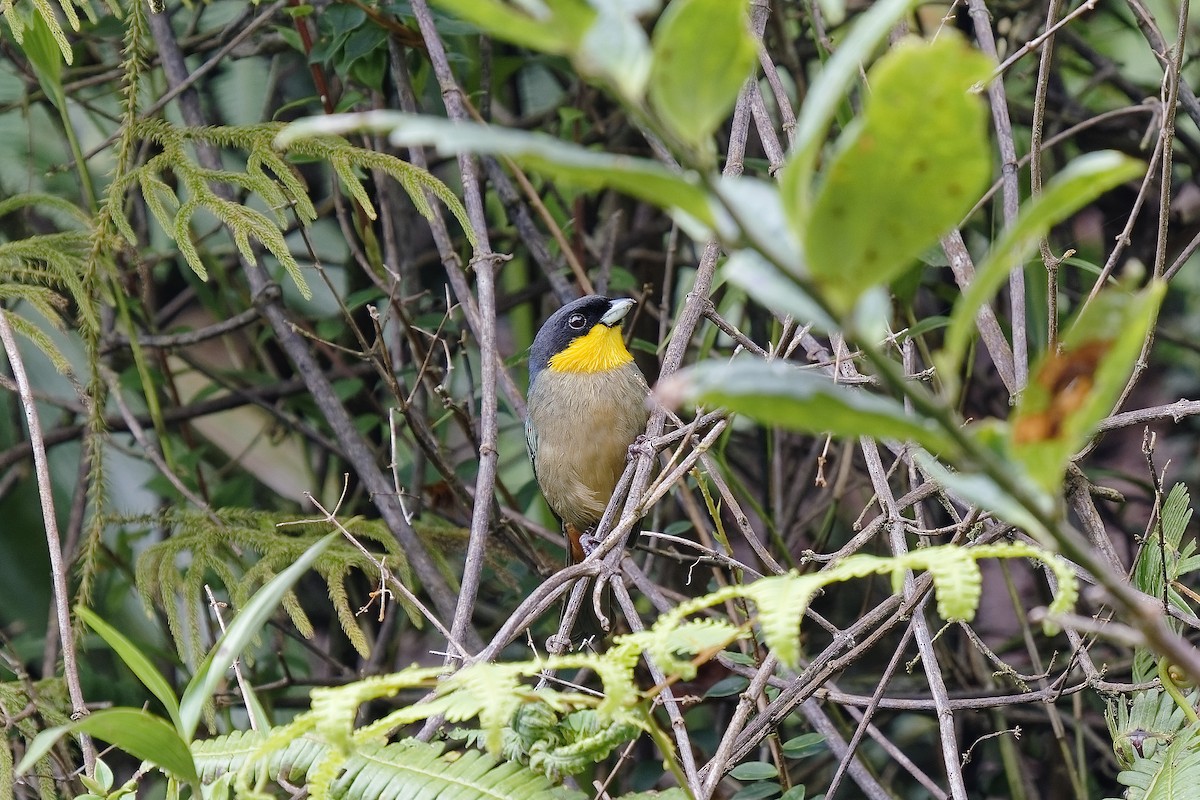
[526,295,650,567]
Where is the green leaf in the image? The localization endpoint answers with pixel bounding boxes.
[178,532,338,739]
[782,0,917,222]
[276,112,715,228]
[90,758,113,792]
[429,0,596,54]
[580,5,652,101]
[648,0,757,149]
[782,733,826,760]
[18,709,199,784]
[730,761,779,780]
[716,178,804,274]
[722,250,834,333]
[659,357,957,456]
[803,35,992,313]
[1010,280,1166,493]
[1136,484,1194,604]
[742,573,821,669]
[730,781,781,800]
[938,151,1145,394]
[913,452,1054,545]
[780,786,807,800]
[19,8,69,105]
[77,606,182,731]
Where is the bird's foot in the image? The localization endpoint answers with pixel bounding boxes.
[579,525,600,558]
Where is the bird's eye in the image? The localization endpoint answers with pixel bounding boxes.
[568,313,587,330]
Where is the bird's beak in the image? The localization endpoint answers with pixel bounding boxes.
[600,298,636,327]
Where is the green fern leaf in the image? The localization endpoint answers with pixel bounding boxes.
[527,710,641,780]
[1117,722,1200,800]
[1108,688,1199,771]
[646,619,744,680]
[1135,484,1188,599]
[744,573,822,669]
[923,546,983,622]
[133,509,425,669]
[194,729,585,800]
[336,740,583,800]
[438,663,527,753]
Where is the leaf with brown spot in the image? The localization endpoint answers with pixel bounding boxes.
[1009,281,1165,492]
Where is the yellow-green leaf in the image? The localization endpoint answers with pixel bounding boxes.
[804,35,991,313]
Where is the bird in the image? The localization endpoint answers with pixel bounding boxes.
[526,295,650,568]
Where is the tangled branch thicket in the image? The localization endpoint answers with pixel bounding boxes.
[2,0,1200,798]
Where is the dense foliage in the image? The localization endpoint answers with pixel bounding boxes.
[2,0,1200,799]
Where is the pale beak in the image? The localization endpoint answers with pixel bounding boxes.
[600,298,636,327]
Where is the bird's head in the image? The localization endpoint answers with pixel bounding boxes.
[529,295,636,381]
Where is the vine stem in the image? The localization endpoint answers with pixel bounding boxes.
[0,309,95,773]
[1158,657,1200,725]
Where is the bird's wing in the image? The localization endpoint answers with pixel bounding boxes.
[524,414,539,476]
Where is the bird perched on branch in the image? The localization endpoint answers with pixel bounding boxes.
[526,295,650,567]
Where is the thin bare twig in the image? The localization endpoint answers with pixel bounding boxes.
[0,309,95,772]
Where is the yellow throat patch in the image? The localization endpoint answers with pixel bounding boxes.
[548,324,634,374]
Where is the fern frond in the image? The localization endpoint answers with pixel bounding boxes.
[646,618,745,681]
[336,740,583,800]
[132,508,425,667]
[0,192,90,223]
[180,540,1078,796]
[0,193,97,372]
[1,309,72,374]
[107,119,474,302]
[1136,484,1188,597]
[7,0,81,62]
[525,709,642,781]
[922,545,983,622]
[1116,721,1200,800]
[283,135,477,247]
[200,715,588,800]
[658,542,1076,669]
[138,173,179,237]
[741,573,820,669]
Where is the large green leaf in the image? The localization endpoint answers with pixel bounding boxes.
[780,0,918,226]
[938,151,1145,396]
[659,357,956,455]
[18,709,199,784]
[1010,280,1166,493]
[648,0,757,151]
[276,113,715,229]
[803,35,992,312]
